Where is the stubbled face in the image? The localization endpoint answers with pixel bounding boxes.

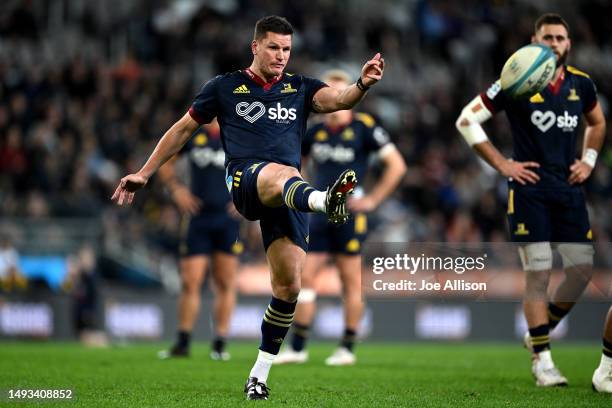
[252,32,292,79]
[533,24,571,66]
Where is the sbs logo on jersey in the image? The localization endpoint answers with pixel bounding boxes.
[312,144,355,163]
[531,110,578,133]
[236,102,296,123]
[268,103,297,121]
[236,102,265,123]
[190,148,225,168]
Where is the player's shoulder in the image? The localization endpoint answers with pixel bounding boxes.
[565,65,597,92]
[283,72,317,86]
[207,71,246,86]
[353,112,377,128]
[566,65,591,79]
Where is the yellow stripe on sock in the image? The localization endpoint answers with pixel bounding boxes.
[263,315,292,328]
[268,305,295,317]
[283,182,299,209]
[290,182,307,208]
[286,181,306,209]
[531,335,549,340]
[286,182,301,209]
[265,310,294,323]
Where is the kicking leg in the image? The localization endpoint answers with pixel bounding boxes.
[257,163,356,223]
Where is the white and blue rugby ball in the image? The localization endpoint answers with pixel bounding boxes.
[500,44,556,99]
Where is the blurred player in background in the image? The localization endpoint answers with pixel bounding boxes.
[275,70,406,366]
[0,235,27,292]
[592,306,612,393]
[456,13,605,387]
[157,118,242,361]
[112,15,384,400]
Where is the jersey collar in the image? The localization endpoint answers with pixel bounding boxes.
[546,66,566,96]
[243,68,283,91]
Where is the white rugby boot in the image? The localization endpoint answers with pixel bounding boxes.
[325,347,356,366]
[531,350,568,387]
[272,347,309,365]
[592,355,612,393]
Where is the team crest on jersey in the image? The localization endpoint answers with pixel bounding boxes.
[341,128,355,141]
[280,83,297,94]
[233,84,250,94]
[315,130,328,141]
[567,88,580,101]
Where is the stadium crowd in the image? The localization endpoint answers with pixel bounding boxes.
[1,0,611,271]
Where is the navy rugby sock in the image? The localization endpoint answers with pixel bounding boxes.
[529,324,550,353]
[283,177,316,212]
[340,328,357,352]
[212,336,226,353]
[290,323,310,352]
[547,302,570,330]
[260,297,297,355]
[177,330,191,349]
[603,338,612,358]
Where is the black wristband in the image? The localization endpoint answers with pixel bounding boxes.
[356,77,370,92]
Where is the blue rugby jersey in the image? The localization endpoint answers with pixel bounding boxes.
[189,69,327,170]
[480,65,598,189]
[179,127,229,214]
[302,112,391,190]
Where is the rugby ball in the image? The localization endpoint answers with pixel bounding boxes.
[500,44,556,99]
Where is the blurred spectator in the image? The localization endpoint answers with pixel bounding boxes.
[0,235,27,292]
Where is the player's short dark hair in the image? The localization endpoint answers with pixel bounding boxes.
[254,16,293,41]
[535,13,570,36]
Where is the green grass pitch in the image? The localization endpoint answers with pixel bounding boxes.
[1,342,609,407]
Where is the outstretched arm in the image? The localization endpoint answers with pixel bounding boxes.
[456,95,540,185]
[111,112,200,205]
[312,53,384,113]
